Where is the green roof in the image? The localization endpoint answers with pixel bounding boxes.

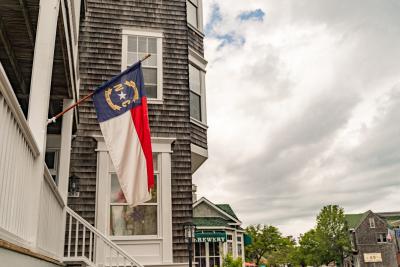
[216,204,239,220]
[345,212,369,229]
[193,217,231,227]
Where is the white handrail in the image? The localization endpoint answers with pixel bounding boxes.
[65,206,144,267]
[0,62,39,157]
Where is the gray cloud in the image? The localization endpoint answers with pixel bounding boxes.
[195,0,400,237]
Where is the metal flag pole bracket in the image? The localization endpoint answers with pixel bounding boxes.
[47,54,152,125]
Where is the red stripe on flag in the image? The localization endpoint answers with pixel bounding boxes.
[130,97,154,191]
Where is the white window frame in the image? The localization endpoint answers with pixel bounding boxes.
[189,48,207,128]
[121,29,163,104]
[187,0,204,34]
[226,233,233,256]
[94,136,175,263]
[109,153,161,238]
[236,234,243,259]
[376,233,387,243]
[369,217,376,228]
[195,241,223,267]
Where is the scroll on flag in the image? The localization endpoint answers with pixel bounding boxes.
[93,62,154,206]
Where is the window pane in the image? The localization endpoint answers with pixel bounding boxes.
[127,52,138,66]
[145,85,157,99]
[189,64,201,94]
[45,151,56,169]
[210,257,220,267]
[128,36,138,52]
[147,54,157,67]
[227,242,233,255]
[237,244,242,256]
[110,174,127,203]
[148,38,157,53]
[190,91,201,121]
[153,154,158,172]
[110,205,157,235]
[209,242,220,256]
[111,173,157,203]
[138,37,147,53]
[187,1,198,28]
[146,174,158,203]
[143,67,157,84]
[199,258,206,267]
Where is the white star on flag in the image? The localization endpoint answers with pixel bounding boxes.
[118,91,127,100]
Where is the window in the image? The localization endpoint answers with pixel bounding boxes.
[227,234,233,255]
[209,242,221,267]
[237,235,243,258]
[45,149,59,183]
[109,154,159,236]
[195,242,207,267]
[186,0,203,32]
[189,64,202,121]
[369,218,376,228]
[122,30,163,101]
[187,0,198,28]
[377,233,387,243]
[189,49,207,125]
[195,242,221,267]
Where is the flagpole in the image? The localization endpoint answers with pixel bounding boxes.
[47,54,152,125]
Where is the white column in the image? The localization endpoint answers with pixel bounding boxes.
[161,152,173,263]
[28,0,60,149]
[94,137,109,264]
[58,99,74,201]
[26,0,60,245]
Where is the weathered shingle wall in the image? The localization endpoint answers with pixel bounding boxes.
[190,122,207,149]
[69,0,207,262]
[355,213,398,267]
[188,27,204,56]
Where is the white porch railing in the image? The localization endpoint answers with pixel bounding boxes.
[0,63,40,245]
[0,63,65,260]
[37,166,65,258]
[65,207,144,267]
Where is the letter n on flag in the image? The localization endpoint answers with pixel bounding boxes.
[92,62,154,206]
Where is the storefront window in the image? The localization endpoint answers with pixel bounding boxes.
[195,242,207,267]
[195,242,221,267]
[209,242,221,267]
[227,234,233,255]
[109,154,159,236]
[237,235,243,258]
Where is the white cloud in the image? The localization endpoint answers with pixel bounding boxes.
[194,0,400,237]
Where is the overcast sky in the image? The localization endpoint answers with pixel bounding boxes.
[193,0,400,238]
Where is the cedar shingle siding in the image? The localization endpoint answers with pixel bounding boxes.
[69,0,207,262]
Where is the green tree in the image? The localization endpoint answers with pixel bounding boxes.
[267,236,297,266]
[223,254,243,267]
[297,229,322,266]
[245,225,283,265]
[315,205,351,266]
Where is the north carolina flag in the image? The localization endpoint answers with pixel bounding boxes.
[93,62,154,206]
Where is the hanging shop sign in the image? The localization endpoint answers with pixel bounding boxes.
[195,231,227,242]
[364,253,382,263]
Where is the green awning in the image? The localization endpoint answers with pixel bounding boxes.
[244,234,252,245]
[195,231,227,242]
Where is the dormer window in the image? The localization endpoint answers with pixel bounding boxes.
[369,218,376,228]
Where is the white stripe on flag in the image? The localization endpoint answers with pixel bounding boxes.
[100,111,151,206]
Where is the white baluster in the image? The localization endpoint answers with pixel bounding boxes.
[68,213,72,257]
